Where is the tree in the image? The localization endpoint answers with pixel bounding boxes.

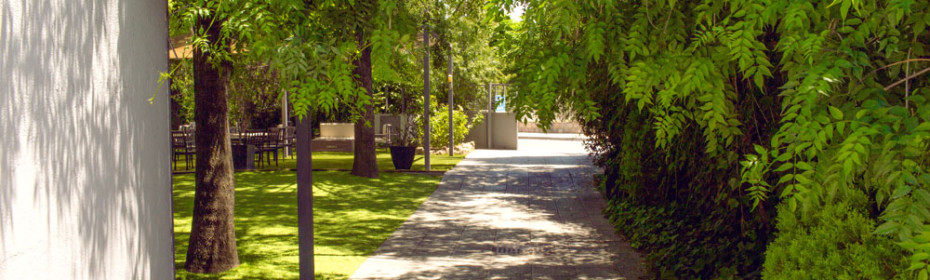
[267,0,408,275]
[170,0,298,273]
[184,4,239,273]
[310,0,383,178]
[351,15,380,178]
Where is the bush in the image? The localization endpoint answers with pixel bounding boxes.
[762,191,908,280]
[594,106,773,278]
[419,105,482,149]
[498,1,930,278]
[606,193,768,278]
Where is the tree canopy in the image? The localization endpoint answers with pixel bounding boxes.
[490,0,930,278]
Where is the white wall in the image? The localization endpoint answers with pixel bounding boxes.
[466,112,519,150]
[1,0,175,279]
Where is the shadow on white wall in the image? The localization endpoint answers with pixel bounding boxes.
[1,0,174,279]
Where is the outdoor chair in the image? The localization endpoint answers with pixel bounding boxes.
[171,131,195,170]
[259,127,283,167]
[184,130,196,154]
[245,129,267,168]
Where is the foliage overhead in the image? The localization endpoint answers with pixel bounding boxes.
[489,0,930,278]
[170,0,507,121]
[169,0,408,122]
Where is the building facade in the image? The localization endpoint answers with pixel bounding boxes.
[1,0,175,278]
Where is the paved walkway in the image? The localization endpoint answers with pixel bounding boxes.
[350,138,644,279]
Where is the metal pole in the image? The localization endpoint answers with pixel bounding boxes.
[282,90,290,157]
[295,112,314,279]
[448,43,454,156]
[423,23,431,171]
[487,83,492,149]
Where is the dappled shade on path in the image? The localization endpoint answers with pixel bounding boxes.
[350,138,644,279]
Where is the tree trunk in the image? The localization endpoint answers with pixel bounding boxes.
[296,113,314,279]
[185,14,239,274]
[351,28,379,178]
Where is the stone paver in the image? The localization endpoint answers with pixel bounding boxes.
[350,138,644,280]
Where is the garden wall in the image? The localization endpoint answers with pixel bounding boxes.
[517,121,582,133]
[0,1,175,279]
[466,112,518,150]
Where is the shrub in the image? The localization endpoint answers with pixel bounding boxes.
[419,105,482,149]
[497,0,930,278]
[763,192,908,279]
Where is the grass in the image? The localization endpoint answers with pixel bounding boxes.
[172,148,465,172]
[173,151,464,279]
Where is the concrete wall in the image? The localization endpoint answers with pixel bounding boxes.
[375,113,412,136]
[466,113,489,149]
[320,123,355,138]
[518,121,583,133]
[374,113,392,134]
[1,1,175,279]
[466,112,519,150]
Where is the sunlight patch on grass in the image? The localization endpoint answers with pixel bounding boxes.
[173,170,445,280]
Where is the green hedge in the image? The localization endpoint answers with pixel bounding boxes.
[497,0,930,278]
[763,191,907,279]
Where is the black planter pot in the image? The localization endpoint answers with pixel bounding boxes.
[389,146,416,170]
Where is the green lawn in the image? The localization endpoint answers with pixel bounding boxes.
[173,153,459,279]
[172,149,465,172]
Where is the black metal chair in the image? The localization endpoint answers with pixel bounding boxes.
[245,129,267,168]
[259,127,283,167]
[172,131,195,170]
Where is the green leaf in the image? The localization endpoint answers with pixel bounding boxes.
[775,163,794,172]
[839,0,851,20]
[892,185,913,199]
[796,161,813,170]
[778,174,795,184]
[795,174,811,184]
[843,158,854,175]
[916,122,930,132]
[754,144,766,156]
[856,109,868,119]
[915,189,930,205]
[915,253,930,262]
[910,262,928,271]
[775,152,792,162]
[874,221,900,235]
[902,240,920,250]
[828,106,844,120]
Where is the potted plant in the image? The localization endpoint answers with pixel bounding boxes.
[388,85,419,170]
[389,113,418,170]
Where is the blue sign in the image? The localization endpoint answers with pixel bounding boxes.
[495,95,506,112]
